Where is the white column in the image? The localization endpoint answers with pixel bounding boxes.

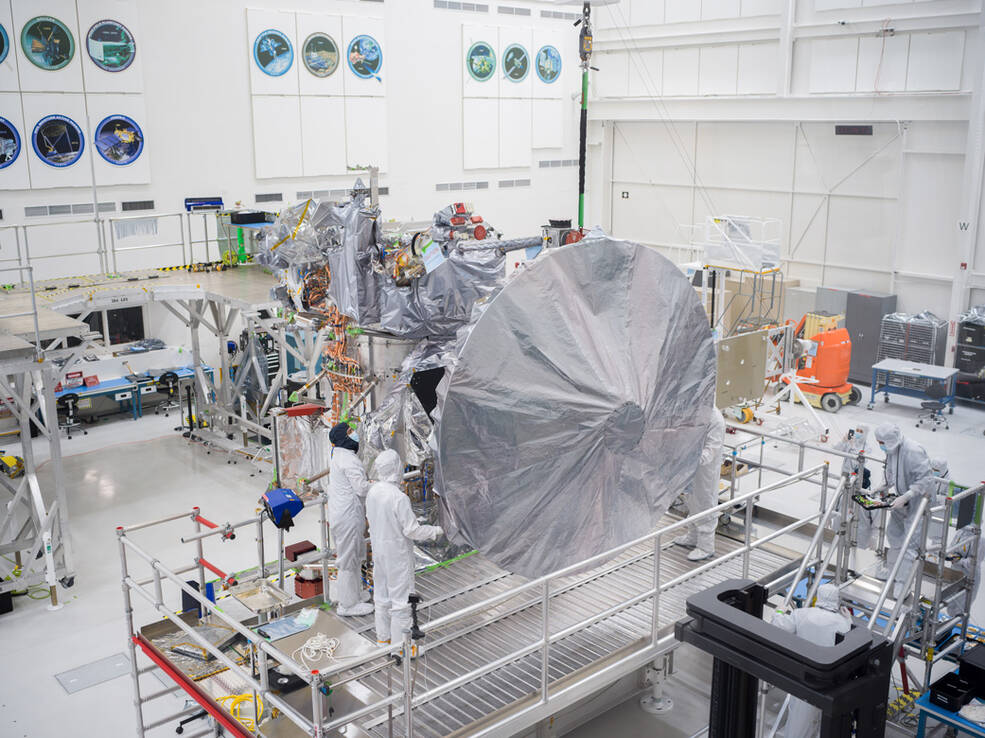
[946,10,985,365]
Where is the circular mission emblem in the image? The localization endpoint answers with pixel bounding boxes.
[466,41,495,82]
[21,16,75,71]
[503,44,529,83]
[302,32,339,78]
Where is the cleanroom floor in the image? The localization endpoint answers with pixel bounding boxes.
[0,392,983,737]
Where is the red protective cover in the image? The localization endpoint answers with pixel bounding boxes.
[285,403,322,417]
[133,635,251,738]
[84,376,99,387]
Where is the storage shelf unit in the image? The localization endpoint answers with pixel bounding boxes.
[956,319,985,407]
[875,312,947,393]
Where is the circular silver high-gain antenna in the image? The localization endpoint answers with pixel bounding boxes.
[435,236,717,578]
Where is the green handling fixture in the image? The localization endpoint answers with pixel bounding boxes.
[577,1,594,231]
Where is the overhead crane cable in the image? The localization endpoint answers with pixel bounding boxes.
[606,4,721,220]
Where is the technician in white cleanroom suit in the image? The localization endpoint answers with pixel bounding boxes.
[327,422,374,616]
[834,424,870,485]
[674,406,726,561]
[771,584,853,738]
[834,425,874,548]
[366,450,443,644]
[873,423,935,588]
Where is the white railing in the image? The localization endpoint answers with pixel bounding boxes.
[0,210,237,283]
[118,462,832,737]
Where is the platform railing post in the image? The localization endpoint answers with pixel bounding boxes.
[729,447,738,501]
[758,438,765,488]
[402,630,414,738]
[257,512,266,579]
[118,527,145,737]
[540,580,550,703]
[743,489,754,579]
[311,672,324,738]
[193,508,206,598]
[319,493,330,605]
[651,534,661,645]
[278,527,285,591]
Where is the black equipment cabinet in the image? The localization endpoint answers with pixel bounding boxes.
[675,579,892,738]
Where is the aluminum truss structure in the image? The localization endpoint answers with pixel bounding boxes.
[0,352,75,608]
[0,265,76,609]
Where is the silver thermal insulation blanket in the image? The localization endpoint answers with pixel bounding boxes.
[256,192,505,339]
[432,235,717,578]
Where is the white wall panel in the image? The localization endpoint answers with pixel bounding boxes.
[0,2,20,92]
[612,121,696,187]
[499,98,531,168]
[22,92,91,189]
[665,0,701,23]
[906,31,964,92]
[592,5,623,30]
[532,99,563,149]
[808,37,858,93]
[593,52,629,98]
[795,123,901,198]
[788,193,828,265]
[12,0,83,93]
[463,97,499,170]
[300,96,346,176]
[663,48,700,96]
[702,0,742,20]
[696,122,794,191]
[631,0,664,25]
[699,45,738,96]
[740,0,782,16]
[462,24,498,99]
[88,93,150,186]
[825,195,895,271]
[78,0,143,94]
[737,43,778,94]
[691,189,790,229]
[499,27,533,99]
[814,0,861,9]
[627,49,662,97]
[247,8,299,96]
[905,121,966,155]
[856,34,908,93]
[0,92,30,190]
[297,13,343,97]
[344,97,387,171]
[342,15,385,97]
[898,154,962,278]
[251,96,301,179]
[609,183,693,246]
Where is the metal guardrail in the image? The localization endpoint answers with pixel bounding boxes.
[0,265,42,355]
[118,462,831,737]
[0,211,235,283]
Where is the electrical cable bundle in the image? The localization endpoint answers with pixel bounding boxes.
[292,633,341,670]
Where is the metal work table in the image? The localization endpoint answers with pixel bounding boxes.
[915,690,985,737]
[56,376,142,420]
[53,365,213,420]
[868,358,958,412]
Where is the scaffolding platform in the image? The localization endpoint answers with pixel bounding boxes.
[123,504,802,738]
